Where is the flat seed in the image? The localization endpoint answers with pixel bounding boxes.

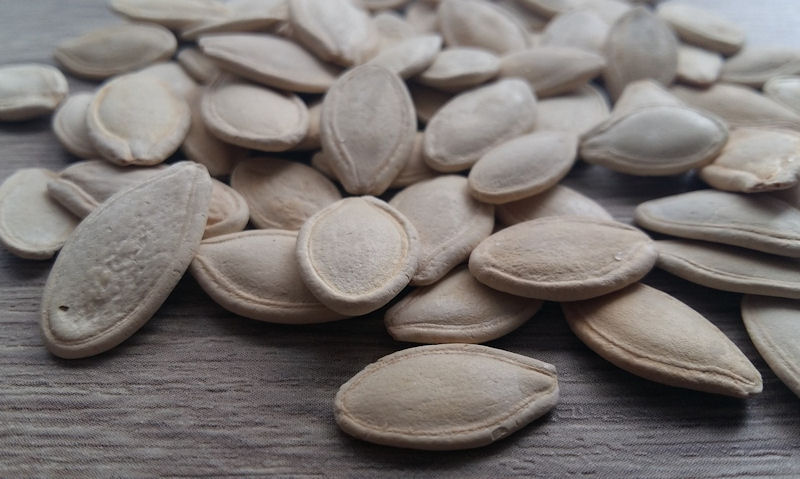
[373,11,417,50]
[198,33,340,93]
[0,169,79,260]
[656,239,800,299]
[656,2,744,56]
[540,9,609,55]
[230,157,341,230]
[385,266,542,344]
[676,44,723,87]
[180,0,286,40]
[201,75,308,151]
[469,216,656,301]
[635,190,800,257]
[699,127,800,193]
[764,76,800,115]
[0,64,68,121]
[54,23,177,80]
[109,0,231,30]
[390,175,494,286]
[320,65,415,195]
[741,295,800,398]
[52,93,99,159]
[534,84,609,136]
[496,184,613,226]
[87,73,191,165]
[334,343,559,450]
[424,78,537,172]
[182,87,246,177]
[389,132,438,188]
[721,46,800,88]
[603,7,678,100]
[366,34,442,79]
[176,47,221,84]
[499,46,606,98]
[562,283,762,398]
[296,196,419,315]
[404,1,438,34]
[468,131,578,204]
[191,230,345,323]
[610,79,684,119]
[135,61,199,100]
[438,0,529,55]
[415,47,500,92]
[204,180,249,239]
[40,162,212,359]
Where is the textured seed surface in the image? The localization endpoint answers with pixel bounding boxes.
[0,63,68,121]
[334,343,559,450]
[656,2,744,56]
[499,46,606,98]
[534,84,609,136]
[496,184,613,226]
[562,283,762,398]
[438,0,529,55]
[52,93,98,159]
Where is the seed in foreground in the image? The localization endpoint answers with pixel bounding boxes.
[334,343,559,450]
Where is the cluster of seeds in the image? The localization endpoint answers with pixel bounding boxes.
[0,0,799,452]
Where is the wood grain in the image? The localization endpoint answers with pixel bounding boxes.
[1,1,799,477]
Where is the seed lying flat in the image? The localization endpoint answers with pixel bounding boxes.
[334,343,559,450]
[676,45,723,87]
[191,230,345,324]
[295,196,419,316]
[385,266,542,344]
[635,190,800,257]
[656,239,800,299]
[741,295,800,399]
[438,0,529,55]
[182,87,246,177]
[0,64,68,121]
[499,46,606,98]
[469,216,656,301]
[562,283,762,398]
[320,65,415,195]
[764,76,800,115]
[40,162,212,359]
[0,169,78,260]
[699,128,800,193]
[424,78,537,172]
[366,34,442,79]
[135,61,199,100]
[108,0,231,30]
[201,75,309,151]
[230,157,341,230]
[87,73,191,165]
[373,11,417,50]
[390,175,494,286]
[415,47,500,92]
[496,184,613,226]
[198,33,340,93]
[54,23,177,80]
[721,46,800,88]
[535,84,610,136]
[540,9,609,55]
[52,93,99,159]
[655,2,744,56]
[468,131,578,204]
[180,0,286,40]
[610,79,684,120]
[176,48,220,84]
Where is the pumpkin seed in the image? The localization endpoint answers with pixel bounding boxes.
[495,184,613,226]
[182,87,246,177]
[656,2,744,56]
[366,34,442,79]
[721,46,800,88]
[176,47,221,84]
[535,84,609,136]
[109,0,231,30]
[764,75,800,115]
[676,44,723,87]
[416,47,500,92]
[52,93,99,159]
[438,0,529,55]
[180,0,286,40]
[540,9,609,55]
[0,64,68,121]
[499,46,605,98]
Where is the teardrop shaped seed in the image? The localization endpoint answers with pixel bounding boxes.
[610,79,685,120]
[437,0,529,55]
[499,46,606,98]
[721,46,800,88]
[52,93,99,159]
[655,2,744,56]
[366,34,442,79]
[415,47,501,92]
[108,0,231,30]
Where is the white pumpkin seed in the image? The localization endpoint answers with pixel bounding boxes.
[404,1,438,34]
[366,34,442,79]
[108,0,231,30]
[0,64,68,121]
[204,180,249,239]
[656,2,745,56]
[676,44,723,87]
[180,0,286,40]
[496,184,613,226]
[764,75,800,115]
[499,46,605,97]
[389,132,438,188]
[176,47,221,84]
[610,79,684,120]
[415,47,500,92]
[52,93,99,159]
[721,46,800,88]
[437,0,529,55]
[535,84,609,136]
[540,9,609,55]
[134,61,199,100]
[182,87,246,177]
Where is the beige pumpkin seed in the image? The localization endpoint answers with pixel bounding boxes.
[108,0,230,30]
[334,343,559,450]
[373,11,417,50]
[390,132,438,188]
[468,131,577,204]
[0,64,68,121]
[320,65,415,195]
[635,190,800,257]
[40,162,212,359]
[191,230,345,323]
[496,184,613,226]
[54,23,177,80]
[52,93,99,159]
[201,75,309,151]
[409,82,452,124]
[581,105,728,176]
[415,47,500,92]
[540,9,609,55]
[610,79,684,120]
[385,266,542,344]
[516,0,577,18]
[655,3,744,56]
[535,84,609,136]
[230,157,341,230]
[292,100,322,151]
[656,239,800,299]
[295,196,419,315]
[135,61,199,100]
[204,180,249,239]
[562,283,762,398]
[470,216,656,301]
[176,47,221,84]
[741,295,800,398]
[764,76,800,115]
[390,175,494,286]
[438,0,529,55]
[500,46,605,98]
[198,33,340,93]
[366,34,442,79]
[0,169,79,260]
[424,78,537,172]
[699,127,800,193]
[87,73,191,165]
[182,88,245,177]
[603,7,678,100]
[676,44,723,87]
[404,1,438,34]
[288,0,379,66]
[721,46,800,88]
[310,150,335,179]
[180,0,286,40]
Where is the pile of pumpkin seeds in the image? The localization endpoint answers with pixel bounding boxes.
[0,0,799,451]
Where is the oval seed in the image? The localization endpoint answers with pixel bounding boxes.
[404,1,438,34]
[0,169,78,260]
[108,0,231,30]
[230,157,341,230]
[191,230,345,324]
[54,23,177,80]
[390,175,494,286]
[295,196,419,316]
[764,76,800,115]
[676,45,723,87]
[496,184,613,226]
[385,266,542,344]
[469,216,656,301]
[176,47,222,84]
[366,34,442,79]
[415,47,500,92]
[87,73,191,165]
[52,93,99,159]
[562,283,762,398]
[40,163,213,359]
[610,79,684,120]
[438,0,529,55]
[0,64,68,121]
[655,3,744,56]
[721,46,800,88]
[534,84,609,136]
[204,180,249,239]
[134,61,199,101]
[334,344,559,450]
[499,46,606,98]
[180,0,286,40]
[182,87,246,177]
[540,9,609,55]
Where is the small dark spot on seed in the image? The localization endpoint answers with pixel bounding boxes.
[59,305,69,312]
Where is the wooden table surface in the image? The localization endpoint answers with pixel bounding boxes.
[1,1,798,477]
